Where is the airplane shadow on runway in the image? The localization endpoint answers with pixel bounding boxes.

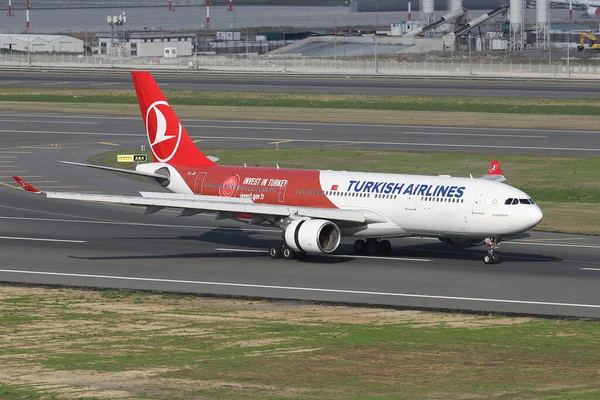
[387,242,561,264]
[68,227,353,264]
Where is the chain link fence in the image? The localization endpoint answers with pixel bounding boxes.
[1,53,598,79]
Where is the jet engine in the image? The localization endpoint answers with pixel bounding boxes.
[285,219,341,254]
[588,6,600,17]
[438,238,486,247]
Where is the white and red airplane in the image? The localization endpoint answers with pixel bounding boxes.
[13,71,543,264]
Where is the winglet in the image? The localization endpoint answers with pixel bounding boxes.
[488,160,503,175]
[12,176,41,193]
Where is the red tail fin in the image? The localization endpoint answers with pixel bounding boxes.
[13,176,40,193]
[131,71,216,167]
[488,160,503,175]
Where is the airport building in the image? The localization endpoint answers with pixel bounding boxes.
[351,0,516,12]
[97,32,194,57]
[0,34,83,53]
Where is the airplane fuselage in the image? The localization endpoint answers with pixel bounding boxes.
[139,162,543,242]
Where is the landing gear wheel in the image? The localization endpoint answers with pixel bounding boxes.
[354,240,367,254]
[367,239,378,254]
[377,240,392,254]
[484,237,502,264]
[269,245,282,259]
[282,246,296,260]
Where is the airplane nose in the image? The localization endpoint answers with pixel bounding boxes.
[527,205,543,229]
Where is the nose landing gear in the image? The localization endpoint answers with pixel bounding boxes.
[484,238,501,264]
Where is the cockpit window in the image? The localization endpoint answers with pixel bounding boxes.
[512,198,519,205]
[519,199,531,204]
[505,198,513,205]
[529,198,535,204]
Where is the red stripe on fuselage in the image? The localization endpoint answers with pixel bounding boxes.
[174,165,337,209]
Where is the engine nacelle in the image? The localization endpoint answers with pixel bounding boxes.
[587,6,600,17]
[438,238,486,247]
[285,219,341,254]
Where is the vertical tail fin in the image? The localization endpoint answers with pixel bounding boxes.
[131,71,216,167]
[488,160,502,175]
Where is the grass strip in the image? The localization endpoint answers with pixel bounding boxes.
[3,87,600,115]
[1,286,600,400]
[89,149,600,235]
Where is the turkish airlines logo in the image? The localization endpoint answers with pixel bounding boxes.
[145,100,182,163]
[489,164,499,174]
[18,180,28,190]
[220,175,239,197]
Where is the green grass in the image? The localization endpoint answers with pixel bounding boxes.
[3,87,600,115]
[1,286,600,399]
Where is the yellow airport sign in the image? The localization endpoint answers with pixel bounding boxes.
[117,154,147,163]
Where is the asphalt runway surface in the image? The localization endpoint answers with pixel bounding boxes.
[1,111,600,318]
[2,70,600,98]
[1,111,599,156]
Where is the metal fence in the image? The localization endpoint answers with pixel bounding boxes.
[1,53,599,79]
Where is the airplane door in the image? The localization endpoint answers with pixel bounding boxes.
[405,194,417,210]
[472,190,487,214]
[278,180,288,203]
[193,172,208,194]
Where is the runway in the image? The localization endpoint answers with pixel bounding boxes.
[1,111,599,318]
[1,111,599,156]
[2,70,600,98]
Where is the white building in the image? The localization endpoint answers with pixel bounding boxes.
[97,32,194,57]
[0,34,83,53]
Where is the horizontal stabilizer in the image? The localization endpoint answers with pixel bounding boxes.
[60,161,169,181]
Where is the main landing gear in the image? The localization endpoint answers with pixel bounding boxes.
[269,243,304,260]
[484,237,501,264]
[353,239,392,255]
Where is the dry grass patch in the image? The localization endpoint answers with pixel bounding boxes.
[1,286,600,400]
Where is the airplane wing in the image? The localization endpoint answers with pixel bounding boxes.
[12,176,387,225]
[479,159,506,183]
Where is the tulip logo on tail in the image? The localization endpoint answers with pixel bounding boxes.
[18,180,29,190]
[146,100,182,163]
[220,175,239,197]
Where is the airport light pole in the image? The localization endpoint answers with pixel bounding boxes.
[333,20,337,68]
[374,37,378,73]
[567,30,570,77]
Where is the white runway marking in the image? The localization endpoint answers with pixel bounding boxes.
[0,216,278,233]
[0,216,597,251]
[2,113,596,134]
[508,242,600,250]
[403,131,546,138]
[0,269,599,310]
[0,119,98,125]
[191,136,600,153]
[214,248,431,262]
[186,125,313,131]
[0,130,595,153]
[581,268,600,271]
[0,236,86,243]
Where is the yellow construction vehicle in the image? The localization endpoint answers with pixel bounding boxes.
[577,31,600,51]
